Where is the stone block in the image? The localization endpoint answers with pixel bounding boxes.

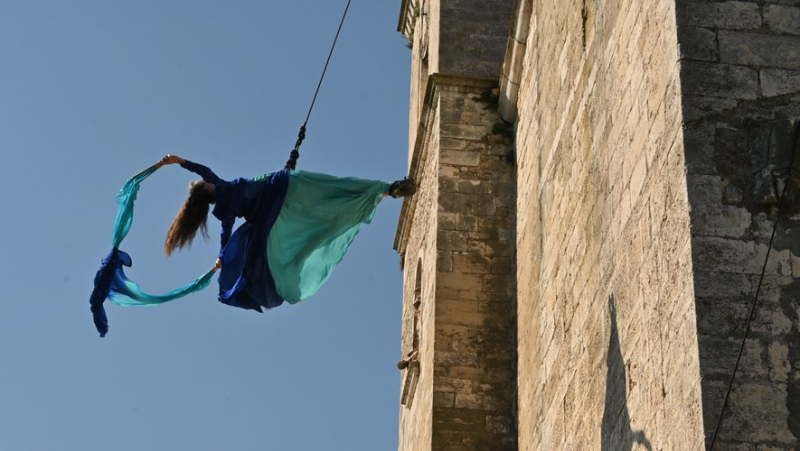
[768,342,790,383]
[764,5,800,36]
[454,393,499,411]
[490,257,513,275]
[486,415,513,434]
[719,31,800,70]
[676,1,761,30]
[683,93,738,121]
[687,175,752,238]
[692,236,767,274]
[440,137,469,151]
[438,251,454,273]
[441,150,481,167]
[452,253,491,274]
[681,61,759,100]
[683,123,718,174]
[434,391,456,408]
[697,334,741,377]
[485,239,512,257]
[441,123,489,141]
[438,272,484,292]
[440,178,483,195]
[469,194,498,216]
[678,26,719,62]
[435,377,474,394]
[725,383,794,444]
[433,407,488,432]
[433,431,463,446]
[438,230,470,252]
[761,68,800,97]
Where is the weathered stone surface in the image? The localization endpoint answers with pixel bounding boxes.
[679,17,800,449]
[678,26,719,62]
[514,0,703,449]
[438,1,515,79]
[761,69,800,98]
[682,96,739,122]
[724,383,795,444]
[764,5,800,37]
[440,150,480,167]
[676,1,762,31]
[681,61,759,100]
[688,174,752,238]
[398,1,800,450]
[397,34,517,449]
[719,31,800,70]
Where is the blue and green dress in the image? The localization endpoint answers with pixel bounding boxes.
[181,160,390,312]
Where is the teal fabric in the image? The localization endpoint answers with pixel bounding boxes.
[108,164,213,307]
[112,164,159,248]
[108,268,216,307]
[267,170,390,303]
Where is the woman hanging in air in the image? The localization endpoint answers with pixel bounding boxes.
[158,154,415,313]
[87,1,409,335]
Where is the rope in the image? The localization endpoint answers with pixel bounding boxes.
[708,125,800,449]
[285,0,353,170]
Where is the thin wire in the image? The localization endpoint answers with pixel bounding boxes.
[709,126,799,450]
[304,0,352,127]
[285,0,353,170]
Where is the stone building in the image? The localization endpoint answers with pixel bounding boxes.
[394,0,800,450]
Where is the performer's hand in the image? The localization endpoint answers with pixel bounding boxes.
[159,154,185,166]
[213,258,222,271]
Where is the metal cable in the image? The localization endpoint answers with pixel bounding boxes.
[709,124,800,449]
[285,0,353,170]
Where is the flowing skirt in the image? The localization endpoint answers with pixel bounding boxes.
[218,170,389,311]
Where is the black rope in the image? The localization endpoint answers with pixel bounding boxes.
[708,125,800,450]
[285,0,353,170]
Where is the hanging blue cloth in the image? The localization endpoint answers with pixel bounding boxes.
[88,164,215,337]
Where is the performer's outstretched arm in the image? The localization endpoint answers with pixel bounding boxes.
[160,154,222,185]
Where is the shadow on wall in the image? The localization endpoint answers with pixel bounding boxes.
[602,294,652,450]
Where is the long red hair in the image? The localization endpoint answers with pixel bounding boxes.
[164,180,216,256]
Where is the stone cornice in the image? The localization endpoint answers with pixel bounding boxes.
[394,73,500,257]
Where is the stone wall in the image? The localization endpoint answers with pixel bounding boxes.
[403,0,515,168]
[437,0,513,79]
[396,75,517,451]
[398,0,800,449]
[677,0,800,448]
[514,0,706,449]
[432,77,517,451]
[396,1,517,449]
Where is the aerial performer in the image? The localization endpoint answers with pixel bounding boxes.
[88,154,416,336]
[162,154,416,310]
[87,0,398,336]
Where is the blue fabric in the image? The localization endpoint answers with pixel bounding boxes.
[181,161,290,311]
[89,247,132,337]
[89,164,215,337]
[182,162,389,310]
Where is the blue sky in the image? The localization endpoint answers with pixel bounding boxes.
[0,1,410,450]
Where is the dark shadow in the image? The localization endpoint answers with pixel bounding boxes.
[601,294,652,451]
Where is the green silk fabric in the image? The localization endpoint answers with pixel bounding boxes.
[267,170,389,303]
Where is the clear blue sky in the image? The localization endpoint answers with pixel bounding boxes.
[0,1,410,450]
